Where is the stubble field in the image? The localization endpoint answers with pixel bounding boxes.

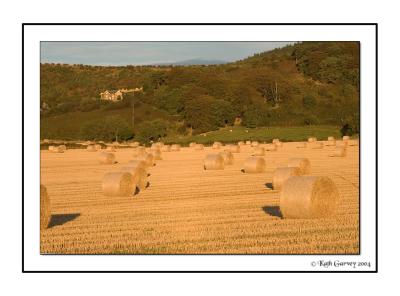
[40,142,359,254]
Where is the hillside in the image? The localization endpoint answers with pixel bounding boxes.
[40,41,359,141]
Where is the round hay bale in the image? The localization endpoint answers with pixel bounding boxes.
[171,144,181,151]
[106,146,116,152]
[150,149,163,160]
[50,146,64,153]
[253,146,265,156]
[87,145,97,152]
[102,172,136,197]
[308,137,317,143]
[138,153,155,166]
[132,146,146,157]
[48,145,55,151]
[238,141,245,146]
[94,144,102,150]
[40,185,51,230]
[343,136,350,141]
[280,176,339,219]
[189,142,196,148]
[273,167,301,190]
[194,144,204,150]
[245,140,251,145]
[348,139,359,146]
[128,159,148,170]
[328,136,335,141]
[155,142,164,147]
[120,166,148,191]
[226,144,240,153]
[329,146,347,157]
[296,142,307,148]
[161,145,171,152]
[275,141,283,148]
[131,141,140,147]
[219,151,234,165]
[265,143,277,151]
[325,139,336,146]
[272,139,280,144]
[243,156,266,173]
[212,142,222,149]
[287,158,311,175]
[59,144,67,151]
[98,152,116,164]
[204,154,224,170]
[308,142,323,149]
[251,141,259,147]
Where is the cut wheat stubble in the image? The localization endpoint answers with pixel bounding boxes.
[265,143,277,151]
[329,146,347,157]
[194,144,204,150]
[280,176,339,219]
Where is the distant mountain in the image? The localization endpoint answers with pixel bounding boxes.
[156,58,228,66]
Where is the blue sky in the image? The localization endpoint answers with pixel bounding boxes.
[40,42,294,65]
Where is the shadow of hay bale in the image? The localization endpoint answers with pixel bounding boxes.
[262,206,283,218]
[48,213,80,228]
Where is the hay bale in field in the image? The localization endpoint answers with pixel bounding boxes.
[59,144,67,151]
[275,141,283,148]
[204,154,224,170]
[308,137,317,143]
[328,136,335,141]
[272,167,301,190]
[336,141,348,148]
[150,149,162,160]
[132,146,146,157]
[131,141,140,147]
[296,142,307,148]
[325,139,336,146]
[343,136,350,141]
[189,142,196,147]
[226,144,240,153]
[138,153,155,166]
[287,158,311,175]
[348,139,359,146]
[194,144,204,150]
[280,176,339,219]
[242,156,266,173]
[219,151,234,165]
[253,146,265,156]
[49,146,64,153]
[161,145,171,152]
[106,146,116,152]
[245,140,251,145]
[94,144,102,150]
[251,141,259,147]
[86,145,97,152]
[120,166,148,191]
[238,141,245,146]
[128,159,148,170]
[329,146,347,157]
[265,143,277,151]
[171,144,181,151]
[102,172,136,197]
[308,142,323,149]
[98,152,116,164]
[212,142,222,149]
[40,185,51,230]
[272,139,280,144]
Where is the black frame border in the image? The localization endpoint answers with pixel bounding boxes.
[22,23,378,273]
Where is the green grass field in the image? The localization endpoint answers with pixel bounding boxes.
[163,125,345,145]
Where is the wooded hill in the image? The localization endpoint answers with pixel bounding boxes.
[40,41,359,141]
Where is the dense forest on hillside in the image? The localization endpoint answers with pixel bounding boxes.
[40,41,359,141]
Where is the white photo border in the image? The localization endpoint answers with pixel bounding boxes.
[23,24,377,272]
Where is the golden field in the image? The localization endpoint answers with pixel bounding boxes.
[40,141,359,254]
